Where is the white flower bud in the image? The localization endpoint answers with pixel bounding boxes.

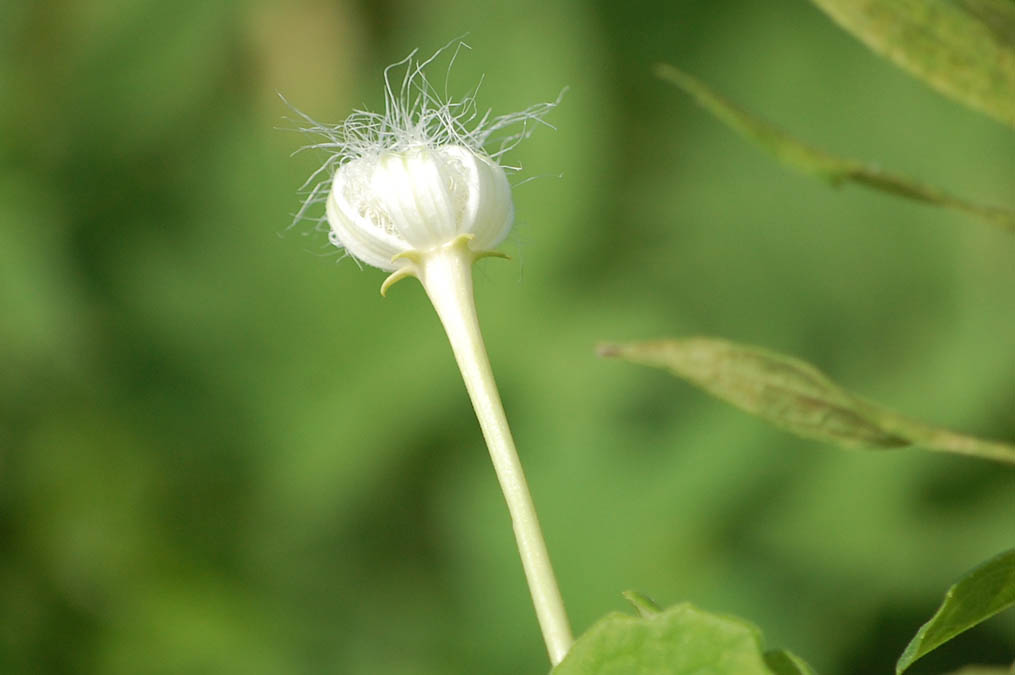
[326,144,513,271]
[289,42,559,279]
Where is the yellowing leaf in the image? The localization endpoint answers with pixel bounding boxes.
[809,0,1015,127]
[600,338,1015,464]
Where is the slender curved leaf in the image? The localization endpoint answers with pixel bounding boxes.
[808,0,1015,127]
[599,338,1015,464]
[897,549,1015,674]
[551,599,801,675]
[655,64,1015,233]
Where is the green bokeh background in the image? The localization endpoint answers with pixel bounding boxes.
[2,1,1013,674]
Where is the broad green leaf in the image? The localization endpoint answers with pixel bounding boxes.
[764,649,818,675]
[808,0,1015,127]
[551,601,780,675]
[655,64,1015,234]
[599,338,1015,464]
[941,668,1014,675]
[897,549,1015,674]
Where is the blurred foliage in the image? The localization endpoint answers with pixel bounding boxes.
[1,1,1013,674]
[654,63,1015,232]
[552,600,792,675]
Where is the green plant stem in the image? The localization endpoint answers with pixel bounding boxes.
[873,411,1015,465]
[414,239,574,665]
[919,432,1015,465]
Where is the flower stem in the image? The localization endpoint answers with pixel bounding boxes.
[411,237,573,665]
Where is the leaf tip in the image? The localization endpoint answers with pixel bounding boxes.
[596,342,622,358]
[622,590,663,618]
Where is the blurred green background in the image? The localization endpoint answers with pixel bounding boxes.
[2,1,1013,673]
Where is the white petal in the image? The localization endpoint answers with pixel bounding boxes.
[327,159,410,270]
[439,145,513,250]
[325,144,515,270]
[373,151,455,248]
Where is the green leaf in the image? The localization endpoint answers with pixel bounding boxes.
[941,668,1015,675]
[598,338,1015,464]
[655,64,1015,234]
[897,549,1015,674]
[808,0,1015,127]
[551,601,797,675]
[764,649,818,675]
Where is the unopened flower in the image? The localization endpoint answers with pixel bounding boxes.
[327,143,513,271]
[290,42,559,287]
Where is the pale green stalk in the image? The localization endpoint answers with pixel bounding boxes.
[405,237,573,665]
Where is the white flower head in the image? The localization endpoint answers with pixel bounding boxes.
[290,41,560,272]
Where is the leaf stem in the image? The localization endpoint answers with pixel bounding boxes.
[410,237,574,665]
[876,413,1015,465]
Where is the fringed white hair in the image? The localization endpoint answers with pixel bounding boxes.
[285,40,562,255]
